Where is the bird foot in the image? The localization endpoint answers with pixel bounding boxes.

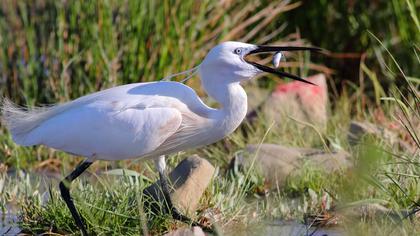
[169,206,214,233]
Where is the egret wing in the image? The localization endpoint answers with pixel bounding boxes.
[26,100,183,160]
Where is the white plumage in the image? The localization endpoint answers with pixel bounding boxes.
[1,41,320,234]
[1,41,320,164]
[3,82,220,160]
[2,42,259,162]
[2,41,319,164]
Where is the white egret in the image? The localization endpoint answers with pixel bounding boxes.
[1,41,321,235]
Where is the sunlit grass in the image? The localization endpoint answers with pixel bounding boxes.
[0,0,419,235]
[0,85,418,234]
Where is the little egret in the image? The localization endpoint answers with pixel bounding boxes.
[1,41,321,235]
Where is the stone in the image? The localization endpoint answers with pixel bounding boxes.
[234,144,351,187]
[341,203,389,218]
[348,121,397,145]
[144,155,215,216]
[348,120,418,153]
[337,203,414,221]
[163,226,205,236]
[262,74,328,131]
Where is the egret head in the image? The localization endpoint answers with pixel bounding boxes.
[199,41,321,85]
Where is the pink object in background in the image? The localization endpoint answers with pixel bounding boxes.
[264,74,328,130]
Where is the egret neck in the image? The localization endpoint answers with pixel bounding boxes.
[199,70,248,136]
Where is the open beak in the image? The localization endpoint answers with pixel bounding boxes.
[245,45,323,85]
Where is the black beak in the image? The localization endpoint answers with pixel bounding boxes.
[245,45,323,85]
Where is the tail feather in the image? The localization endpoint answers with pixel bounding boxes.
[1,98,54,145]
[1,95,98,145]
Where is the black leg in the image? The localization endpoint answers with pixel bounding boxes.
[59,160,93,236]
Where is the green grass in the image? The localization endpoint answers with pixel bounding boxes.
[1,84,418,234]
[0,0,307,105]
[0,0,419,235]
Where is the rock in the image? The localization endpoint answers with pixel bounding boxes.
[304,149,352,172]
[262,74,328,131]
[144,155,215,216]
[342,203,389,218]
[234,144,351,187]
[348,121,397,145]
[163,226,205,236]
[337,203,414,221]
[348,120,418,153]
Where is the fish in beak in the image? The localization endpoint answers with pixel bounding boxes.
[245,45,323,85]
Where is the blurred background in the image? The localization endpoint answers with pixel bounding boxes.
[0,0,418,104]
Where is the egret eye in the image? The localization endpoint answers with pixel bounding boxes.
[233,48,243,55]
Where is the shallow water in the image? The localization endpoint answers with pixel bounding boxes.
[264,220,343,236]
[0,213,21,236]
[1,212,344,236]
[1,171,55,236]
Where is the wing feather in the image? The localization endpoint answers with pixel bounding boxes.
[23,100,183,160]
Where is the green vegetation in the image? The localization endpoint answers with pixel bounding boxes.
[0,0,419,235]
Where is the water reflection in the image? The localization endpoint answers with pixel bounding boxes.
[0,213,20,235]
[265,220,343,236]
